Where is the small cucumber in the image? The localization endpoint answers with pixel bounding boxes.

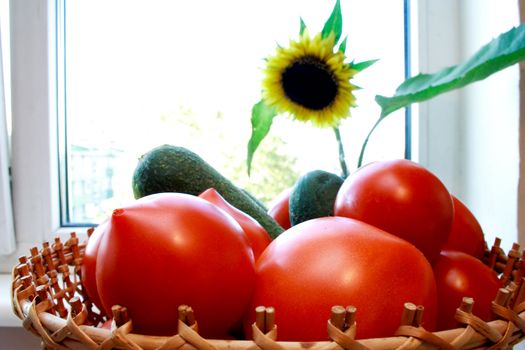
[132,144,284,238]
[289,169,344,226]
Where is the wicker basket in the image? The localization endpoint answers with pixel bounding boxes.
[10,231,525,350]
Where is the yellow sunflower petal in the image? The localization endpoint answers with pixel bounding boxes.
[261,32,359,128]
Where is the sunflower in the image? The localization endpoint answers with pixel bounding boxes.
[247,0,376,176]
[262,32,358,128]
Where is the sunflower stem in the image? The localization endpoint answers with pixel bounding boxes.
[333,126,349,178]
[357,117,382,168]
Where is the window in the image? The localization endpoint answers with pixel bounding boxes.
[59,0,410,226]
[1,1,521,274]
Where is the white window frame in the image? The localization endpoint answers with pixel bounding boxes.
[0,0,64,272]
[0,0,521,272]
[415,0,520,252]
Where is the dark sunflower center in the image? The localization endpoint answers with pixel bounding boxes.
[281,55,338,110]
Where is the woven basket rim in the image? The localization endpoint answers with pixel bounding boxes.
[10,231,525,350]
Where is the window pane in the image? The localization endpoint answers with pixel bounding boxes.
[61,0,407,225]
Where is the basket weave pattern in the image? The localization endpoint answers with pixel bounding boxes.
[10,232,525,350]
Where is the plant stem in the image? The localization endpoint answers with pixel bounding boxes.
[357,117,382,168]
[333,126,349,178]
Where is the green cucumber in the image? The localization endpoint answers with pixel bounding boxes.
[132,144,284,238]
[289,169,344,226]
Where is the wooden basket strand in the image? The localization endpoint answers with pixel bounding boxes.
[10,233,525,350]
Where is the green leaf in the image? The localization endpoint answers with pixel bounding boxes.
[376,24,525,118]
[322,0,342,45]
[299,17,306,36]
[338,35,347,54]
[351,59,379,72]
[247,99,278,175]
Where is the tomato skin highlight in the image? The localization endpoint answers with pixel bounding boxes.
[432,250,502,330]
[334,159,454,263]
[96,192,256,338]
[442,195,486,260]
[244,216,438,341]
[199,188,272,260]
[267,187,292,230]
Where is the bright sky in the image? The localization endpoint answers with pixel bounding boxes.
[64,0,407,220]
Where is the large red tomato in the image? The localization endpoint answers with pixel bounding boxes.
[334,159,454,263]
[96,193,256,338]
[199,188,272,260]
[432,250,502,330]
[81,221,108,317]
[442,195,486,260]
[267,187,292,230]
[244,217,437,341]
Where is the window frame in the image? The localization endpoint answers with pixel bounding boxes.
[414,0,520,252]
[0,0,65,272]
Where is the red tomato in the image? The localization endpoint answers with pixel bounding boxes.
[199,188,272,260]
[432,250,502,330]
[244,217,437,341]
[334,159,454,263]
[96,193,256,338]
[442,195,486,260]
[81,220,108,316]
[267,187,291,230]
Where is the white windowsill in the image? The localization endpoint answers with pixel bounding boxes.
[0,274,23,327]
